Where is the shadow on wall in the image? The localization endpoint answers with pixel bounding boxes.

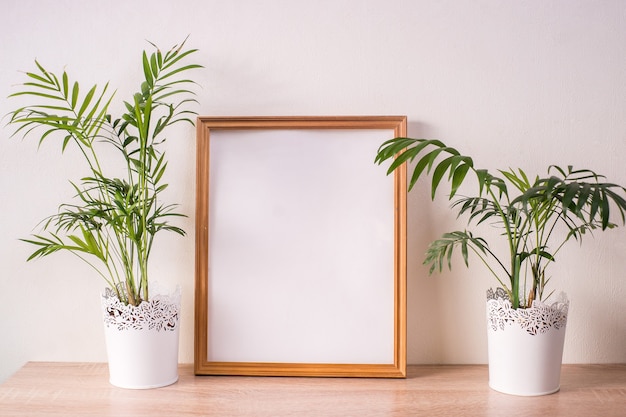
[562,238,626,364]
[404,121,453,363]
[403,121,495,364]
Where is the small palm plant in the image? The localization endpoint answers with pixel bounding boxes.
[8,39,201,306]
[376,138,626,309]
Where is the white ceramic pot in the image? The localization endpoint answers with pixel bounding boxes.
[101,285,181,389]
[486,288,569,396]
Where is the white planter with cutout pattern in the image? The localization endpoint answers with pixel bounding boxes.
[101,285,181,389]
[486,288,569,396]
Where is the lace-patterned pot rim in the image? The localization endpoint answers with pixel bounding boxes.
[486,288,569,336]
[101,284,181,332]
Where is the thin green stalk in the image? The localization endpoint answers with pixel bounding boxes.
[482,181,524,306]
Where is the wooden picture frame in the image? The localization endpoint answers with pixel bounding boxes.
[194,116,407,377]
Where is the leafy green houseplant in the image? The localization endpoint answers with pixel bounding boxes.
[375,138,626,309]
[8,40,201,307]
[376,137,626,395]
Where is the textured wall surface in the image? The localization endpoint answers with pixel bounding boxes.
[1,0,625,383]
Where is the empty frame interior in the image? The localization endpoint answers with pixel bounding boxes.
[195,116,406,377]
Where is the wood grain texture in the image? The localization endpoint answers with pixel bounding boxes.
[1,363,626,416]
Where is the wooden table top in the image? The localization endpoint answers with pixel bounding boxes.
[1,362,625,416]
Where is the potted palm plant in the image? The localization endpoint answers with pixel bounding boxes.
[7,39,201,388]
[375,137,626,396]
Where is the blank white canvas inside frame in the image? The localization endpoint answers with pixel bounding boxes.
[207,128,396,364]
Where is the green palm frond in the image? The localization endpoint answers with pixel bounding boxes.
[8,39,201,306]
[424,231,489,273]
[376,137,626,309]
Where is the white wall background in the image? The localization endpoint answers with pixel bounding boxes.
[1,0,625,383]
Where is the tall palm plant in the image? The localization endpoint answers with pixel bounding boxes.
[8,39,201,306]
[376,138,626,309]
